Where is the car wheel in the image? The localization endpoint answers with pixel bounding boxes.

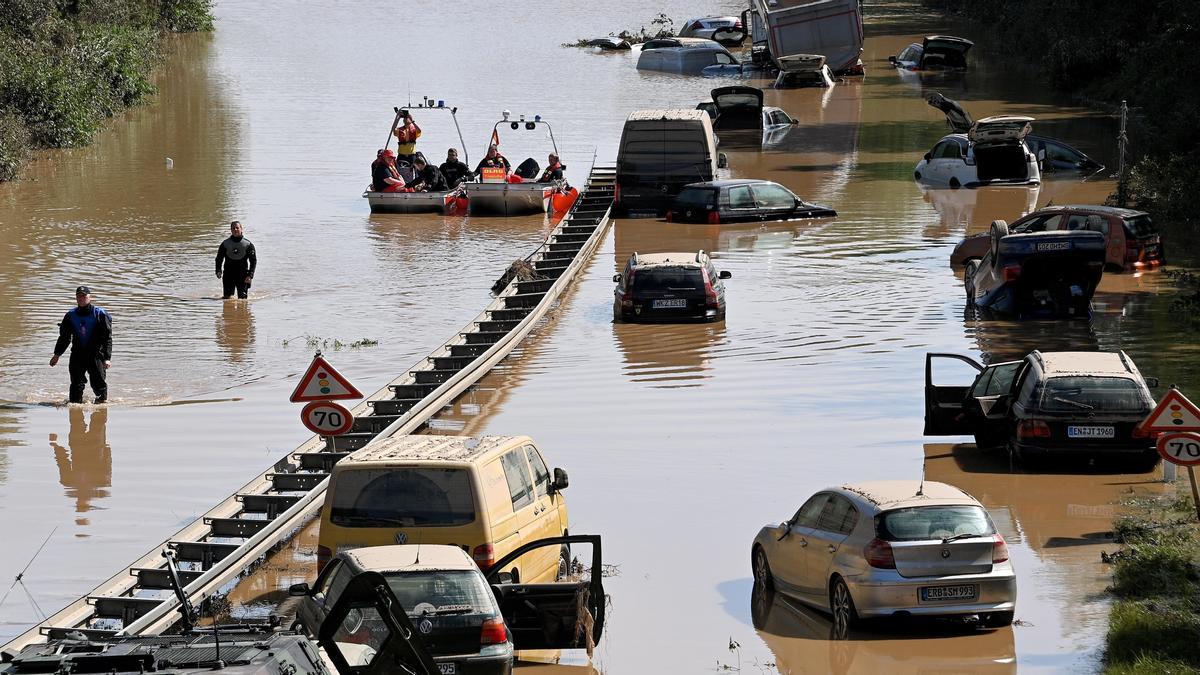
[830,577,858,633]
[1131,451,1161,474]
[914,170,922,179]
[964,260,979,304]
[949,177,961,189]
[752,546,774,591]
[556,544,572,581]
[980,610,1014,629]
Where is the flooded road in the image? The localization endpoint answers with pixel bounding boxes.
[1,0,1198,671]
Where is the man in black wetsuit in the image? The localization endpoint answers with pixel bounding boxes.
[50,286,113,404]
[215,220,257,299]
[405,155,448,192]
[439,148,472,188]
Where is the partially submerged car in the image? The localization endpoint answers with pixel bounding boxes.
[613,251,731,322]
[636,37,739,75]
[964,220,1105,317]
[751,481,1016,633]
[951,205,1165,272]
[678,16,745,45]
[666,179,836,224]
[890,36,974,71]
[924,351,1159,467]
[915,117,1041,188]
[699,52,836,88]
[583,37,631,50]
[293,537,605,674]
[706,86,764,133]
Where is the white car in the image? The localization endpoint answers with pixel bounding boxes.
[678,16,743,42]
[914,116,1042,189]
[637,37,740,75]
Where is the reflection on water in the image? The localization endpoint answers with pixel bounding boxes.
[49,408,111,521]
[920,185,1040,243]
[215,300,255,363]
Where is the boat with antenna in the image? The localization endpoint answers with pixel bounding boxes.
[363,99,470,215]
[465,111,578,216]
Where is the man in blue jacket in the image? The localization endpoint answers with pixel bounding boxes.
[50,286,113,404]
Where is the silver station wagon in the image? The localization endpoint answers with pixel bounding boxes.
[751,480,1016,632]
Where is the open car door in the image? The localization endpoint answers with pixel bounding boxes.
[924,353,983,436]
[486,534,605,652]
[318,570,440,675]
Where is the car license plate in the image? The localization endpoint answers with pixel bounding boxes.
[1068,425,1115,439]
[652,298,687,309]
[437,664,457,675]
[1037,241,1071,251]
[919,585,978,602]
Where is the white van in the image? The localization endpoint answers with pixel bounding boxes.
[615,109,724,217]
[636,37,739,74]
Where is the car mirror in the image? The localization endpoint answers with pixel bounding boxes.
[551,467,569,493]
[613,274,622,283]
[719,270,732,279]
[888,56,897,64]
[718,152,728,169]
[1145,377,1160,388]
[776,521,791,540]
[289,582,311,597]
[923,152,931,161]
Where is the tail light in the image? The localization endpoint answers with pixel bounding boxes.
[480,618,508,646]
[622,269,636,308]
[734,19,743,27]
[1002,264,1022,282]
[665,210,674,222]
[864,538,896,569]
[702,267,719,309]
[1017,419,1051,440]
[317,545,332,571]
[707,210,721,224]
[1132,425,1161,440]
[613,183,621,204]
[472,543,495,570]
[992,534,1010,564]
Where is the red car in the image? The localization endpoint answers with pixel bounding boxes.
[950,205,1164,271]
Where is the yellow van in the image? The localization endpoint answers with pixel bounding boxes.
[317,435,570,584]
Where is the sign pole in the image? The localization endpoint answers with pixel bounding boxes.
[1189,467,1200,522]
[1164,460,1178,482]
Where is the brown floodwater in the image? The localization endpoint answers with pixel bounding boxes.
[1,0,1198,672]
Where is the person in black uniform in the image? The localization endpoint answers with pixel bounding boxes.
[215,220,257,299]
[50,286,113,404]
[405,155,448,192]
[439,148,472,188]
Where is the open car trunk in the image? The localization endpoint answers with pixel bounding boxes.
[711,86,764,133]
[974,144,1030,183]
[997,232,1105,317]
[926,92,973,133]
[921,36,973,69]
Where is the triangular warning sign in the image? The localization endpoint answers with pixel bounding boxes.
[1140,388,1200,432]
[290,354,363,402]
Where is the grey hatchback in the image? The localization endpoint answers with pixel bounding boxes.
[613,251,731,322]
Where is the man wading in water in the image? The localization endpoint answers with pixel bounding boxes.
[215,220,257,299]
[50,286,112,404]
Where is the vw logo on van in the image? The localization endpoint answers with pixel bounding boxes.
[394,531,408,544]
[941,548,951,559]
[419,619,433,634]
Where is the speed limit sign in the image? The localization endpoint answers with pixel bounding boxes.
[1157,432,1200,466]
[301,400,354,437]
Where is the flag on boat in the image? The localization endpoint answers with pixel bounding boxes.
[490,128,500,147]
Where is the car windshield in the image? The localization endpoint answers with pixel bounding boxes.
[330,468,476,527]
[1038,376,1151,413]
[1125,215,1157,239]
[634,267,703,291]
[877,505,995,541]
[386,570,497,618]
[674,187,716,209]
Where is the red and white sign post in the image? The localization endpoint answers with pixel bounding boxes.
[290,352,362,452]
[1139,387,1200,521]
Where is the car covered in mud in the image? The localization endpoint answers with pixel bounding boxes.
[613,251,731,322]
[915,116,1041,188]
[666,179,836,224]
[292,536,604,675]
[751,481,1016,633]
[951,205,1165,272]
[924,351,1159,468]
[636,37,739,74]
[964,220,1105,317]
[890,36,974,71]
[678,15,745,45]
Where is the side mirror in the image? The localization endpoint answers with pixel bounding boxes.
[1146,377,1160,388]
[613,274,622,283]
[719,270,732,279]
[923,152,931,161]
[888,56,897,64]
[791,118,799,125]
[776,521,791,540]
[497,571,514,584]
[717,152,728,169]
[289,582,311,597]
[551,467,569,493]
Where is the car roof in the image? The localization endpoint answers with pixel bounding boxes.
[1032,351,1139,378]
[643,37,728,50]
[626,109,709,122]
[344,544,477,573]
[343,434,527,465]
[838,480,981,510]
[633,251,708,267]
[685,179,779,189]
[1033,205,1149,219]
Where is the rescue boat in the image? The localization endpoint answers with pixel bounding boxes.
[465,114,578,216]
[364,100,471,215]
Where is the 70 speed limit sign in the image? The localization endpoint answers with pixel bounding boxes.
[301,400,354,437]
[1157,432,1200,466]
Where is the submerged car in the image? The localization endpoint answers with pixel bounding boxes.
[613,251,731,322]
[964,221,1105,317]
[636,37,739,74]
[951,205,1165,272]
[924,351,1159,467]
[678,16,745,45]
[890,36,974,71]
[293,536,605,674]
[915,117,1041,188]
[666,180,836,224]
[751,481,1016,633]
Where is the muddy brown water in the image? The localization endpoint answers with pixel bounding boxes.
[1,1,1198,672]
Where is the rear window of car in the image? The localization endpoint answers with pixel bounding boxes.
[1038,376,1152,413]
[876,505,995,541]
[386,570,497,618]
[674,187,716,209]
[331,468,475,527]
[1124,215,1157,239]
[633,267,703,291]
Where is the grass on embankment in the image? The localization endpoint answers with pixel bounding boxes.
[0,0,213,181]
[1104,487,1200,674]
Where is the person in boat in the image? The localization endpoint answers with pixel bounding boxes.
[473,144,511,177]
[405,154,448,192]
[392,111,421,164]
[440,148,472,188]
[371,149,406,192]
[538,153,564,182]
